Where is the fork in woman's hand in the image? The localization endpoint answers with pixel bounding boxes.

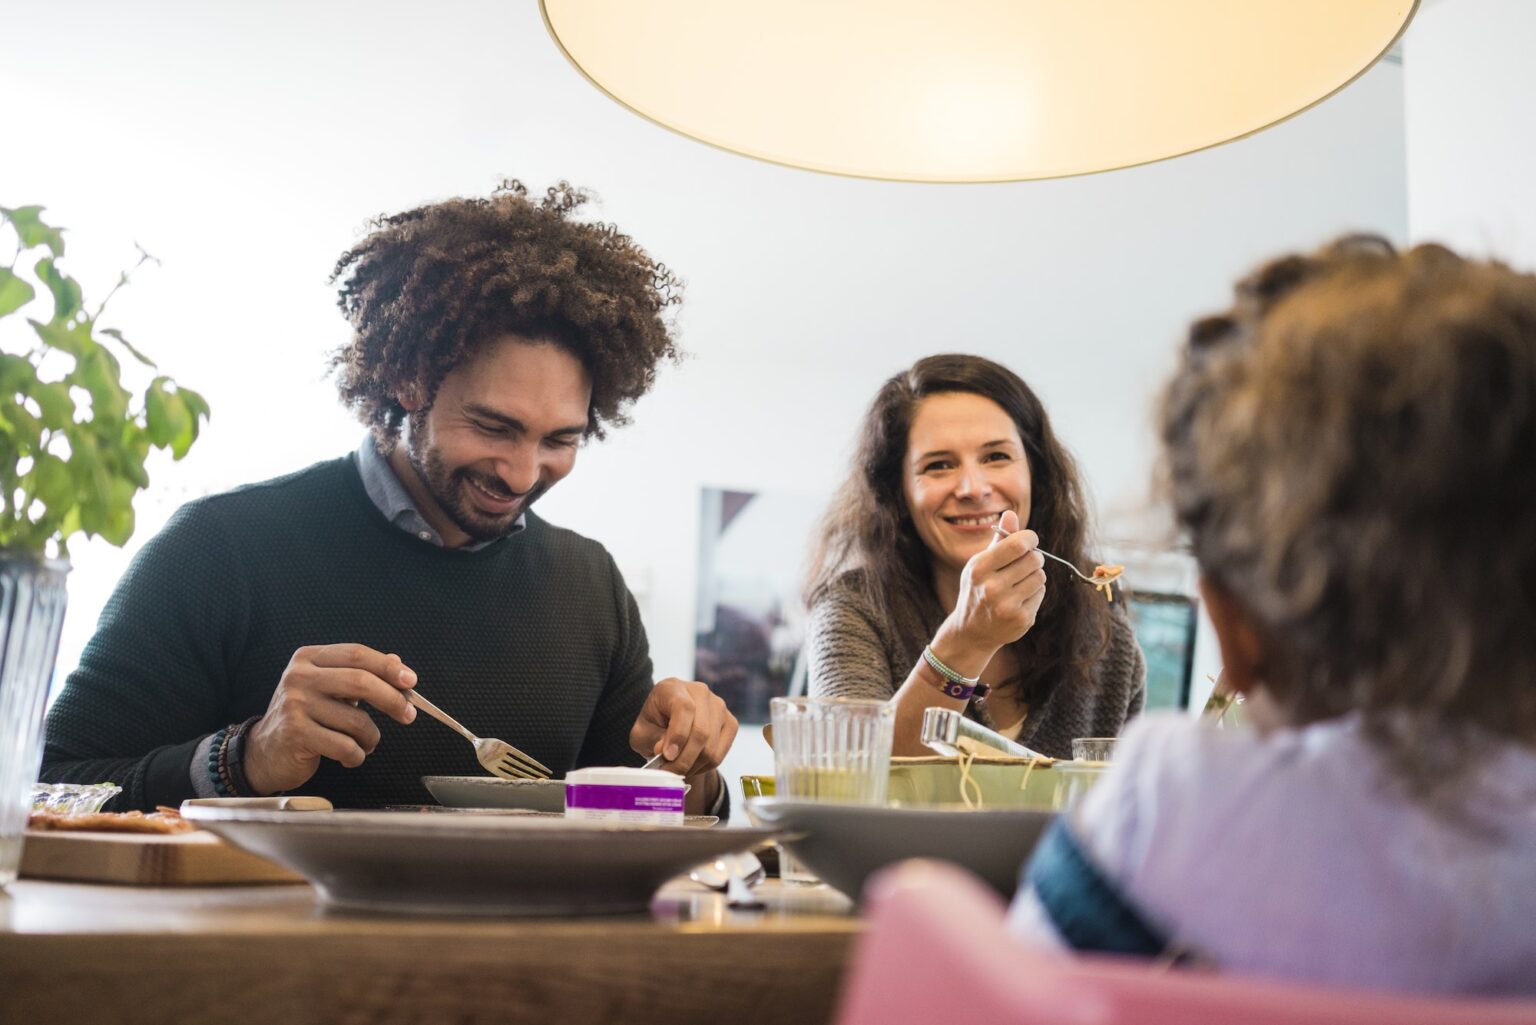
[990,523,1124,598]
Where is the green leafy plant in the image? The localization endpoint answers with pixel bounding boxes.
[0,205,208,557]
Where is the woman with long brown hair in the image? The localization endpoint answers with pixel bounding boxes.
[804,354,1145,756]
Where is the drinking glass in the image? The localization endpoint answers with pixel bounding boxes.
[740,773,813,883]
[770,697,895,806]
[1071,737,1117,762]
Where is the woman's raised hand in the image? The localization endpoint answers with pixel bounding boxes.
[937,510,1047,664]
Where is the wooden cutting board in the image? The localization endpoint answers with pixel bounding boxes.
[20,829,305,886]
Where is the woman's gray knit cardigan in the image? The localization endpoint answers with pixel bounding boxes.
[805,573,1146,758]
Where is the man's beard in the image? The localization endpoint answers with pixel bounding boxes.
[405,421,545,543]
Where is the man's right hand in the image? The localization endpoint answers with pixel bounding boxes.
[243,644,418,795]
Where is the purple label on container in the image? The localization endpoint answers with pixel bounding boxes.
[566,784,685,813]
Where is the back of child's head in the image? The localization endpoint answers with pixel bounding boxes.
[1160,236,1536,794]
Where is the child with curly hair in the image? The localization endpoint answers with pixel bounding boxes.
[1010,237,1536,995]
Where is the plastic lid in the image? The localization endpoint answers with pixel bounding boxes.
[566,766,684,788]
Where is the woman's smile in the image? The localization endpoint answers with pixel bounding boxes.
[943,510,1009,531]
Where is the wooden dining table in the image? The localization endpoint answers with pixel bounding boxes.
[0,874,861,1025]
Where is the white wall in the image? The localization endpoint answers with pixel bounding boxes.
[4,1,1407,802]
[1404,0,1536,269]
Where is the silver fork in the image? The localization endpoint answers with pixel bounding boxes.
[690,852,767,910]
[990,523,1123,588]
[406,689,552,781]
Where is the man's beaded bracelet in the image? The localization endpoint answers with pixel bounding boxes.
[206,725,232,797]
[216,725,239,796]
[921,646,990,702]
[207,717,261,798]
[225,716,261,797]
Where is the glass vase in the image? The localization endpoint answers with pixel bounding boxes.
[0,555,69,888]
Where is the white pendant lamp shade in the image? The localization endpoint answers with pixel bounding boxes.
[541,0,1417,183]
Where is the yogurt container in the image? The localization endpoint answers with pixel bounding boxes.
[564,767,686,825]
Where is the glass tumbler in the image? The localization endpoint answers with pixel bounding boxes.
[1071,737,1117,762]
[770,696,895,806]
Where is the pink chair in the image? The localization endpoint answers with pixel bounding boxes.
[834,860,1536,1025]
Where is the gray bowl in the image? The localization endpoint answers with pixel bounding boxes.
[745,797,1054,901]
[423,775,567,812]
[183,806,772,916]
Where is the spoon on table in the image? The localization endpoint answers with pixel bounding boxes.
[990,523,1124,598]
[690,851,767,910]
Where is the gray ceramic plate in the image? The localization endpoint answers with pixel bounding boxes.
[183,806,773,916]
[423,775,567,812]
[744,797,1054,901]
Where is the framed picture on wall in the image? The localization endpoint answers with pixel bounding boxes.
[692,487,821,725]
[1124,590,1198,711]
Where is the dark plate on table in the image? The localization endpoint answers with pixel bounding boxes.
[183,806,767,916]
[745,797,1054,901]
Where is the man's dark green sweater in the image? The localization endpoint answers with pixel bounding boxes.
[40,456,652,811]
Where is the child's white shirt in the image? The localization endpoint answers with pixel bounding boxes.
[1008,711,1536,995]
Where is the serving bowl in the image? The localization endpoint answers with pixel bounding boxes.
[183,806,771,915]
[744,796,1054,901]
[746,759,1106,811]
[888,757,1106,809]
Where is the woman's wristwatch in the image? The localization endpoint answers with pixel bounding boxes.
[921,645,991,702]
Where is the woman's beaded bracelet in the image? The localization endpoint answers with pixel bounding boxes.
[921,645,991,702]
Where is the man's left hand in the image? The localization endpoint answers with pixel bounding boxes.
[631,678,739,780]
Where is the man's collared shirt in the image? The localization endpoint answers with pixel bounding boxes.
[354,435,524,550]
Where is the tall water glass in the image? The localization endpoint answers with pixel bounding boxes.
[0,557,69,888]
[770,696,895,806]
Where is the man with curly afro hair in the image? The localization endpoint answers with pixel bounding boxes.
[41,182,739,816]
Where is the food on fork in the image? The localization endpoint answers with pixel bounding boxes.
[989,521,1125,602]
[1091,564,1124,603]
